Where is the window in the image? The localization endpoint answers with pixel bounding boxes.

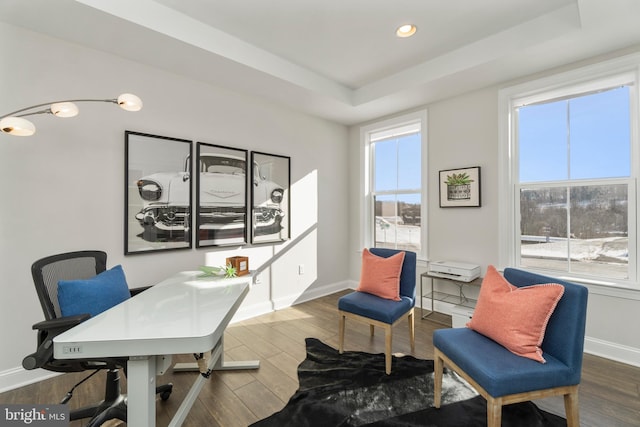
[499,56,639,289]
[361,111,427,259]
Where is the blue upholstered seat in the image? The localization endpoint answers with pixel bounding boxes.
[338,292,413,324]
[338,248,417,374]
[433,267,588,427]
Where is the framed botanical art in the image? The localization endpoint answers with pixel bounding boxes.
[250,151,290,244]
[439,166,481,208]
[125,131,193,254]
[196,142,249,247]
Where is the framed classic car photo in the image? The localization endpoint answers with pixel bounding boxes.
[125,131,193,255]
[196,142,249,247]
[439,166,481,208]
[250,151,290,244]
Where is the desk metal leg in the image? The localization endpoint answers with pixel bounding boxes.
[421,275,453,326]
[173,336,260,372]
[127,356,156,427]
[168,349,219,427]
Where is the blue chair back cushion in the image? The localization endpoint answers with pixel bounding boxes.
[433,268,588,397]
[58,265,131,317]
[369,248,417,302]
[503,268,588,370]
[338,249,416,325]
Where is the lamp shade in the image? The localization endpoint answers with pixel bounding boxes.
[0,116,36,136]
[117,93,143,111]
[50,102,79,118]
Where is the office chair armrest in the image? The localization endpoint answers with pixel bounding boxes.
[23,314,91,370]
[31,314,90,332]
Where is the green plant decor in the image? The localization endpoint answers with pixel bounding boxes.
[199,264,237,278]
[445,172,474,186]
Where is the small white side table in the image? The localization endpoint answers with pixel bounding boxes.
[420,272,481,325]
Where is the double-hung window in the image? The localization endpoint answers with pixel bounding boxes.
[499,56,639,289]
[361,111,427,259]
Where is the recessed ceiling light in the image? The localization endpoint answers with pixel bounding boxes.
[396,24,417,38]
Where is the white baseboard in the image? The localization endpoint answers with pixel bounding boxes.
[272,280,352,310]
[0,367,60,394]
[232,301,274,323]
[584,336,640,367]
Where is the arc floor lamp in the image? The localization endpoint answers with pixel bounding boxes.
[0,93,142,136]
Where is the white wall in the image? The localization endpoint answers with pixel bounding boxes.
[348,56,640,368]
[0,22,350,391]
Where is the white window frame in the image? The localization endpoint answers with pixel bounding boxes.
[498,53,640,298]
[360,110,428,262]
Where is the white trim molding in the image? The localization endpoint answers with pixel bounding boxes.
[584,336,640,368]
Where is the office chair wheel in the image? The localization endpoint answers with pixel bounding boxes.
[158,383,173,401]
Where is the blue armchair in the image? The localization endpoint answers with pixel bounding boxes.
[433,267,588,427]
[338,248,417,374]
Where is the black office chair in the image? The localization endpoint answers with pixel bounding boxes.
[22,250,172,426]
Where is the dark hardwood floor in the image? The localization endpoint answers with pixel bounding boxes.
[2,290,639,426]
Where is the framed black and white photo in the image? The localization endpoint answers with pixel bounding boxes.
[250,151,290,244]
[439,166,481,208]
[196,142,248,247]
[125,131,193,254]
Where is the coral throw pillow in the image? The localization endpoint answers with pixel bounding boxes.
[467,265,564,363]
[357,249,405,301]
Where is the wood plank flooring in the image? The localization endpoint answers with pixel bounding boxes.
[2,290,639,426]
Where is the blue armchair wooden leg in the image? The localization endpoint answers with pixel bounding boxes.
[434,351,443,408]
[408,308,415,353]
[384,325,392,374]
[564,387,580,427]
[487,397,502,427]
[338,312,346,353]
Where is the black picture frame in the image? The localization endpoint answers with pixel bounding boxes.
[250,151,290,244]
[439,166,481,208]
[125,131,193,255]
[196,142,249,247]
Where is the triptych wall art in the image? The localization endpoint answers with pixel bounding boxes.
[124,131,290,255]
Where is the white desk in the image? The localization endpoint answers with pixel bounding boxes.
[53,271,258,427]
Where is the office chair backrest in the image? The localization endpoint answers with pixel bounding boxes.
[31,250,107,320]
[369,248,417,303]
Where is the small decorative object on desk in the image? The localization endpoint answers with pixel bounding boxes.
[199,264,237,278]
[226,256,249,276]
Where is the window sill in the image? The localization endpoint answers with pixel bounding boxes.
[525,268,640,301]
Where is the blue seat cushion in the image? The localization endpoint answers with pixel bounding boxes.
[433,328,578,397]
[58,265,131,317]
[338,291,413,324]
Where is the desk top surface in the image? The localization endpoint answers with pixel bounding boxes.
[53,271,251,359]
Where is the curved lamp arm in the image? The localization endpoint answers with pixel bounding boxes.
[0,93,142,136]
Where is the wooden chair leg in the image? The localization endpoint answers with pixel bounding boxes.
[487,397,502,427]
[338,313,345,354]
[564,387,580,427]
[408,309,415,354]
[434,350,443,408]
[384,325,392,374]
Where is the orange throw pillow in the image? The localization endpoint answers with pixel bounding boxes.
[467,265,564,363]
[357,249,405,301]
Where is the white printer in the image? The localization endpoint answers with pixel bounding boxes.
[428,260,481,282]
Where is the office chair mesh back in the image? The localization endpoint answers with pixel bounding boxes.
[32,251,107,321]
